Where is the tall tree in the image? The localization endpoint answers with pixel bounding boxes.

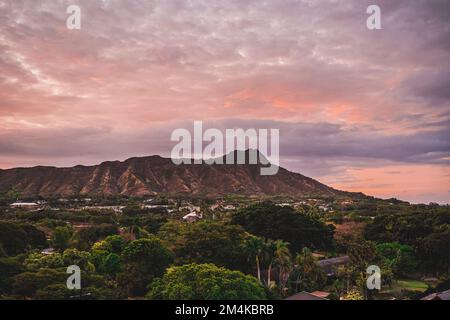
[119,237,173,296]
[244,236,265,282]
[264,239,277,286]
[232,201,334,253]
[289,247,326,293]
[51,226,72,252]
[147,263,267,300]
[158,221,250,272]
[273,240,292,295]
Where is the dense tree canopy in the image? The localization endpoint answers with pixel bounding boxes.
[365,210,450,273]
[376,242,417,276]
[12,267,111,299]
[92,235,126,255]
[147,263,267,300]
[90,235,127,277]
[289,248,327,293]
[119,237,173,296]
[70,224,118,251]
[232,202,334,253]
[415,230,450,274]
[158,220,251,272]
[20,224,47,249]
[0,197,447,301]
[51,226,72,252]
[0,222,46,256]
[13,268,67,297]
[34,284,74,300]
[0,257,24,294]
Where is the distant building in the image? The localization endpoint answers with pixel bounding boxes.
[182,212,202,223]
[276,203,292,207]
[10,202,40,209]
[179,205,200,212]
[82,205,124,213]
[316,256,350,276]
[293,201,307,209]
[421,289,450,300]
[41,248,56,255]
[144,205,169,209]
[318,205,331,212]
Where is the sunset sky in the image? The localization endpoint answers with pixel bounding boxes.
[0,0,449,203]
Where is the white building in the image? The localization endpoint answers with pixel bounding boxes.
[41,248,56,255]
[10,202,40,209]
[276,203,292,207]
[182,211,203,223]
[144,204,169,209]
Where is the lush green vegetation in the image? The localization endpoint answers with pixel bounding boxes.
[0,197,448,300]
[0,222,46,256]
[147,263,267,300]
[158,221,250,272]
[365,209,450,273]
[232,201,334,253]
[395,279,428,292]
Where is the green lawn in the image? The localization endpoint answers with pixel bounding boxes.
[377,278,429,299]
[394,279,428,292]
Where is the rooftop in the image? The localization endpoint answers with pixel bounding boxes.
[285,291,329,301]
[421,289,450,300]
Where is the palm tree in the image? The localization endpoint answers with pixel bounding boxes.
[273,240,292,294]
[264,239,277,286]
[125,217,150,240]
[331,279,345,300]
[293,247,317,292]
[245,236,265,282]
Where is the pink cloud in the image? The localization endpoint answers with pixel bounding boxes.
[0,0,449,203]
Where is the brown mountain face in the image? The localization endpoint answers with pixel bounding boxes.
[0,151,363,198]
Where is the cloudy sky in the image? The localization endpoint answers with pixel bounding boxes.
[0,0,449,203]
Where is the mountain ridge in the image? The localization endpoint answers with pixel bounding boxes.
[0,151,366,199]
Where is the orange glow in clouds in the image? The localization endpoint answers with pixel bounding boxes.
[324,164,450,204]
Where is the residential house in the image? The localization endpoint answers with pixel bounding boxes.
[421,289,450,300]
[285,291,329,300]
[10,202,40,210]
[182,211,203,223]
[316,256,351,276]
